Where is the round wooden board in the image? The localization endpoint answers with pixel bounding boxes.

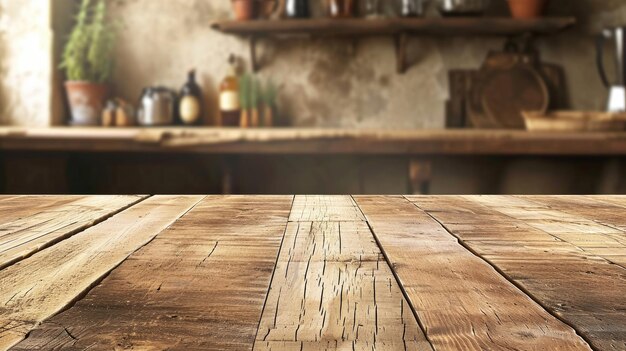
[480,65,550,129]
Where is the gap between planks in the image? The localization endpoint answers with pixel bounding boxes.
[351,195,437,351]
[11,196,294,351]
[251,195,296,351]
[406,196,597,350]
[0,195,206,350]
[253,195,433,351]
[355,195,591,351]
[0,195,150,271]
[408,195,625,351]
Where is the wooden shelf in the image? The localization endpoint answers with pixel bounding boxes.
[1,127,625,156]
[212,17,576,37]
[212,17,576,73]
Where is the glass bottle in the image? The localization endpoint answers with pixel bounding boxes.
[178,69,203,126]
[219,55,241,127]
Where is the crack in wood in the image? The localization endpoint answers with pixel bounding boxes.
[355,195,593,351]
[196,241,218,268]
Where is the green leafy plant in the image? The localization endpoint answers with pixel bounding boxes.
[60,0,116,83]
[239,73,252,110]
[262,80,278,107]
[250,77,261,110]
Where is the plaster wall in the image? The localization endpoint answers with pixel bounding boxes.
[0,0,52,126]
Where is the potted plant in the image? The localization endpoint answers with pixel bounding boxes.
[508,0,547,19]
[61,0,116,126]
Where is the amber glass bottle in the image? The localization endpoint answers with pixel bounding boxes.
[219,55,241,127]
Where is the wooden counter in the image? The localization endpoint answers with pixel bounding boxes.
[1,195,624,350]
[2,127,626,155]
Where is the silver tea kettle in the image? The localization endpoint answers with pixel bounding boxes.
[597,27,626,112]
[137,87,176,126]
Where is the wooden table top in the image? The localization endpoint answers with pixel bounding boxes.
[2,127,626,155]
[0,195,624,350]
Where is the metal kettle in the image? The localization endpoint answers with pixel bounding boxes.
[137,87,176,126]
[596,27,626,112]
[285,0,309,18]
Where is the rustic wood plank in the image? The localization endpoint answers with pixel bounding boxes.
[0,196,88,224]
[588,196,626,209]
[408,196,626,351]
[355,196,591,351]
[510,196,626,268]
[289,195,365,222]
[12,196,293,351]
[254,220,432,351]
[3,127,626,156]
[521,195,626,231]
[0,195,145,270]
[0,195,204,350]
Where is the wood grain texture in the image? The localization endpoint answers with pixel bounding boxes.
[355,196,591,351]
[0,195,623,350]
[0,196,204,350]
[255,220,432,351]
[3,127,626,155]
[13,196,293,351]
[408,196,626,351]
[0,196,88,225]
[512,196,626,268]
[588,196,626,209]
[0,195,145,270]
[289,195,366,222]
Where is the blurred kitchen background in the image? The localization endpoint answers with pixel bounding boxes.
[0,0,625,195]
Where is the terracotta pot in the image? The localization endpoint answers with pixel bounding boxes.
[508,0,547,19]
[64,81,109,126]
[232,0,257,20]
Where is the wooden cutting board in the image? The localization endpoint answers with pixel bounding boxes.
[468,50,551,129]
[455,50,568,129]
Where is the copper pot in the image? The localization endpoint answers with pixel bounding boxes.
[508,0,547,19]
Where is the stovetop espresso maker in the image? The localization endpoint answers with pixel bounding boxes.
[597,27,626,112]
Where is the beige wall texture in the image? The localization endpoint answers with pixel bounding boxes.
[0,0,53,126]
[2,0,626,127]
